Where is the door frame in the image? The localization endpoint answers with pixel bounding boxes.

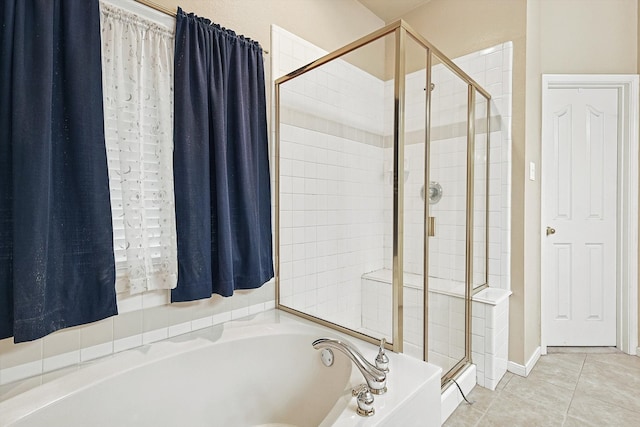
[541,74,639,355]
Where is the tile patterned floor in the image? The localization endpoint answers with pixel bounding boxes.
[444,348,640,426]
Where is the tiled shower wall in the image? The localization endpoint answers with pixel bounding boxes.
[272,26,388,330]
[382,43,513,291]
[278,125,385,328]
[456,43,513,291]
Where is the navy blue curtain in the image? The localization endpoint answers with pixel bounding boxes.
[0,0,117,342]
[172,8,273,302]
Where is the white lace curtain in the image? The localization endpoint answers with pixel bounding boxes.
[100,2,178,294]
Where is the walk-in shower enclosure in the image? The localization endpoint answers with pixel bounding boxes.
[275,20,490,383]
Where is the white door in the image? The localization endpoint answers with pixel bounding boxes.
[542,85,618,346]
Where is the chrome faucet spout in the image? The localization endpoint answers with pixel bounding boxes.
[313,338,387,394]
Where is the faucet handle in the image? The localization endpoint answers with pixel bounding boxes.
[355,386,375,417]
[352,383,368,396]
[375,338,389,372]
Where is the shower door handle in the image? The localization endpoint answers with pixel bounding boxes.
[546,226,556,236]
[428,217,436,237]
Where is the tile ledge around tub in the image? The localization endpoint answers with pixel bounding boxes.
[472,287,511,305]
[0,300,276,390]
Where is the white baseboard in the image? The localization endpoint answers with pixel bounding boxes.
[636,347,640,357]
[441,364,476,425]
[507,346,541,377]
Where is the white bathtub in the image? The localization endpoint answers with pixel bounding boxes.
[0,310,441,427]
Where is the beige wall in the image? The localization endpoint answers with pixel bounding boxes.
[151,0,383,51]
[149,0,384,82]
[539,0,637,74]
[534,0,638,354]
[524,0,542,366]
[519,0,638,363]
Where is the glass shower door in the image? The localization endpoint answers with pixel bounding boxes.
[427,54,470,378]
[276,31,398,348]
[400,33,428,360]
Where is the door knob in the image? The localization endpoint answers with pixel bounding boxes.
[546,226,556,236]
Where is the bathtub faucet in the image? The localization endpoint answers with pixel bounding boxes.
[312,338,387,395]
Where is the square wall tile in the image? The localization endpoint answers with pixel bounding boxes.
[43,327,81,358]
[80,318,114,349]
[0,338,43,370]
[113,310,144,340]
[142,305,169,333]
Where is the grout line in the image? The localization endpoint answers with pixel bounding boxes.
[575,353,586,384]
[564,354,586,422]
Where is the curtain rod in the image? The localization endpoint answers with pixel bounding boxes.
[133,0,269,54]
